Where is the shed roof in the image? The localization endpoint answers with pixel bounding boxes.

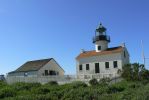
[14,58,52,72]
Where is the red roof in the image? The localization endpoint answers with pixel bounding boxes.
[76,46,123,59]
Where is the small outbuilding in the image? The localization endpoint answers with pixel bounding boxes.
[0,75,5,81]
[8,58,65,77]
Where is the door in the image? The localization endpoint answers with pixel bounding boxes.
[95,63,100,73]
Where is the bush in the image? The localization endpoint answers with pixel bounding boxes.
[0,80,7,88]
[30,82,41,87]
[16,90,31,96]
[121,63,148,81]
[89,78,98,86]
[31,86,50,94]
[99,77,110,86]
[108,84,125,93]
[71,81,87,88]
[121,88,135,100]
[3,94,59,100]
[46,81,58,85]
[2,79,149,99]
[11,82,41,91]
[128,82,141,89]
[0,87,16,99]
[62,87,102,100]
[141,80,149,85]
[107,80,126,93]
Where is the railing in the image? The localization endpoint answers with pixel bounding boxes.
[93,35,110,43]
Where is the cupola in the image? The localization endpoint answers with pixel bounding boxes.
[93,23,110,52]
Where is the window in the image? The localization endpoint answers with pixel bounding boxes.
[113,61,118,68]
[124,51,126,58]
[98,46,101,50]
[105,62,109,68]
[49,70,56,75]
[24,72,28,77]
[45,70,48,76]
[86,64,89,70]
[95,63,100,73]
[79,65,82,71]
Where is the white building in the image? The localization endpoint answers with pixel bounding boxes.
[7,58,66,84]
[8,58,65,77]
[76,23,130,79]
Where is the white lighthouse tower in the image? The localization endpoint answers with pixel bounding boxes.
[76,22,130,80]
[93,23,110,52]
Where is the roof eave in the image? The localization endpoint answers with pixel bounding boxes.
[76,51,122,60]
[8,70,38,74]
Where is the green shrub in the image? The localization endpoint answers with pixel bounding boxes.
[11,82,41,91]
[59,83,73,89]
[71,81,87,88]
[16,90,31,96]
[32,86,50,94]
[122,63,148,81]
[46,81,58,86]
[99,77,110,86]
[2,79,149,100]
[0,80,7,88]
[128,82,141,89]
[89,78,98,86]
[108,83,125,93]
[62,88,85,100]
[121,88,135,100]
[3,94,59,100]
[62,87,101,100]
[30,82,41,87]
[95,85,110,94]
[0,87,16,99]
[141,80,149,85]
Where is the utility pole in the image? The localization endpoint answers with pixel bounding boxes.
[141,40,146,68]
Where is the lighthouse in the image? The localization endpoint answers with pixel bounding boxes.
[76,22,130,80]
[93,23,110,52]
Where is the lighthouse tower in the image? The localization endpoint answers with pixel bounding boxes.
[93,23,110,52]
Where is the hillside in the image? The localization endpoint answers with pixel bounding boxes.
[0,79,149,100]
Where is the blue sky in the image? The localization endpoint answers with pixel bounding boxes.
[0,0,149,75]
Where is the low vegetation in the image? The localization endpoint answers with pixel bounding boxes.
[122,63,149,81]
[1,63,149,100]
[1,80,149,100]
